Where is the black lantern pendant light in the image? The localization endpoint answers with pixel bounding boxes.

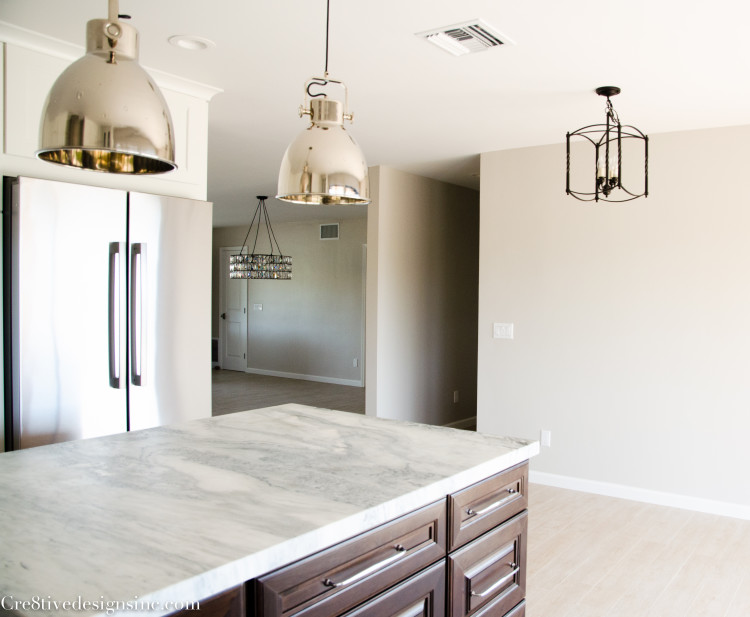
[229,197,293,280]
[566,87,648,202]
[276,0,370,205]
[37,0,176,174]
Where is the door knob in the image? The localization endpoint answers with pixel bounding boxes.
[220,313,226,319]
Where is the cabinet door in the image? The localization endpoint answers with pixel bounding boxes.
[448,512,527,617]
[342,562,445,617]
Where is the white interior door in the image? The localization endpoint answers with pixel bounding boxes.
[219,247,248,372]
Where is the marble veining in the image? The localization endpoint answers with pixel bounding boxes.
[0,404,538,617]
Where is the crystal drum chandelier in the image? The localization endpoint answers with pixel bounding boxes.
[229,197,293,280]
[566,87,648,202]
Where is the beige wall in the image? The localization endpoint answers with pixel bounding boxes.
[213,217,367,384]
[367,166,479,425]
[478,125,750,508]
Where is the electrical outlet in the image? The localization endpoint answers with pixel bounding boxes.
[541,430,552,448]
[453,390,459,403]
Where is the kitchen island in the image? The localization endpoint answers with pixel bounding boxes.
[0,404,539,617]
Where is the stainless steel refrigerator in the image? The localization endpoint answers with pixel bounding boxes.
[3,176,212,450]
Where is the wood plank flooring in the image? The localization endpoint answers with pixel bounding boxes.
[211,369,365,416]
[527,483,750,616]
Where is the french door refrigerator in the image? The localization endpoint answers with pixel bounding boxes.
[3,176,212,450]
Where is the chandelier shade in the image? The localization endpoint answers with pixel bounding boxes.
[37,0,176,174]
[229,196,293,280]
[566,87,648,203]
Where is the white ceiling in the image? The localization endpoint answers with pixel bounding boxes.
[3,0,750,226]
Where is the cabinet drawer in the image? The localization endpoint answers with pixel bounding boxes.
[342,561,445,617]
[255,500,447,617]
[474,599,524,617]
[448,511,527,617]
[448,462,527,551]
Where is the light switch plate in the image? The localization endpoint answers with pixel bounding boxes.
[493,322,514,339]
[253,304,263,311]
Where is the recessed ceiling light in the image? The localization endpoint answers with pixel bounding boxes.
[168,35,215,51]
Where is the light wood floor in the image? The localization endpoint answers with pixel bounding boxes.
[211,369,365,416]
[527,483,750,616]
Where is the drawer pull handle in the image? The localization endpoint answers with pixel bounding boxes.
[322,544,407,589]
[470,564,520,599]
[466,488,518,517]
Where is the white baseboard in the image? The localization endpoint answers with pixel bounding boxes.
[245,367,363,388]
[443,416,477,430]
[530,470,750,521]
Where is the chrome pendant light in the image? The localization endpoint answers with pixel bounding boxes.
[37,0,176,174]
[566,87,648,202]
[277,0,370,205]
[229,197,293,280]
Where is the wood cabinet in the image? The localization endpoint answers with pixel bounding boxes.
[254,500,446,617]
[446,462,528,617]
[447,512,527,617]
[172,462,530,617]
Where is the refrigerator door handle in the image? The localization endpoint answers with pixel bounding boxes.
[130,243,147,387]
[108,242,124,389]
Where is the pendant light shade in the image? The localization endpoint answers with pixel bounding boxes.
[37,1,176,174]
[276,0,370,205]
[277,96,369,205]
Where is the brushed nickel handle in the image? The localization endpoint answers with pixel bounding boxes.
[323,545,407,589]
[470,563,519,598]
[466,488,518,517]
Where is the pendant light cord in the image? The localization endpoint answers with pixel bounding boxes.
[324,0,330,77]
[238,198,287,259]
[306,0,331,97]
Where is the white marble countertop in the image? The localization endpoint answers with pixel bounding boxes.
[0,404,538,617]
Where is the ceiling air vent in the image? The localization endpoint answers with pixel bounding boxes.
[320,223,339,240]
[416,19,514,56]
